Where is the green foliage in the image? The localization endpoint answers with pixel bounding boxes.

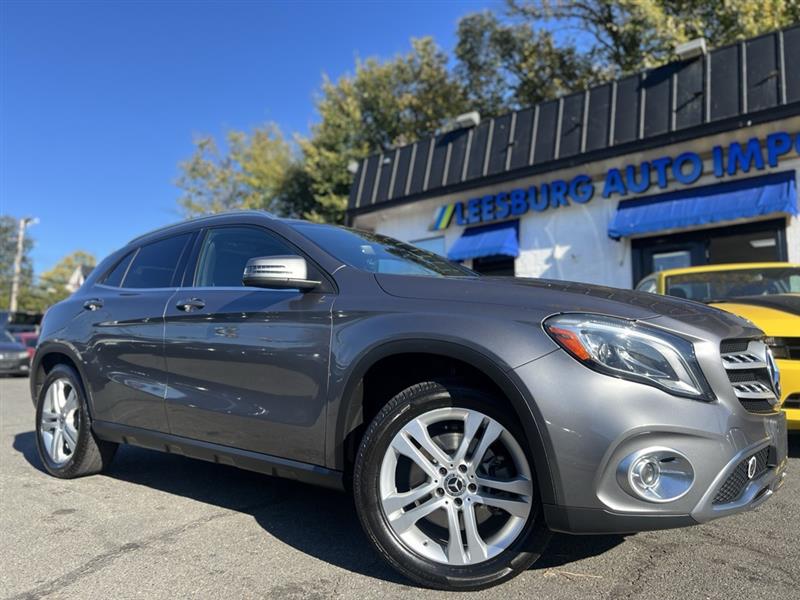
[25,251,96,312]
[455,11,599,117]
[0,218,94,313]
[509,0,800,75]
[299,38,469,224]
[176,124,299,217]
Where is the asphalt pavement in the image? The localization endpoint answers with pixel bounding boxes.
[1,375,798,599]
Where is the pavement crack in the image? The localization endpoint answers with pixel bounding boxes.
[5,498,279,600]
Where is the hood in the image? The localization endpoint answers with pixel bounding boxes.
[375,274,739,321]
[376,274,759,341]
[0,342,26,353]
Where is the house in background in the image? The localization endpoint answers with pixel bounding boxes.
[65,264,94,293]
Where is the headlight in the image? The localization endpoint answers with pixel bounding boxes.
[543,314,714,401]
[16,351,29,360]
[764,337,790,360]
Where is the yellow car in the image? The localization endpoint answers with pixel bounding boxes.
[636,263,800,430]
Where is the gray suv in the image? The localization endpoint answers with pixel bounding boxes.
[30,211,788,590]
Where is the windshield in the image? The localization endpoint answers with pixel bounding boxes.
[1,330,16,344]
[664,267,800,302]
[293,223,476,278]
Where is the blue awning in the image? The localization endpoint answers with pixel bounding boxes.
[608,171,798,239]
[448,221,519,261]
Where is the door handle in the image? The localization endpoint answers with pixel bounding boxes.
[83,298,103,311]
[175,297,205,312]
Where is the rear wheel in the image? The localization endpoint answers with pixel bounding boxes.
[35,364,117,478]
[353,381,550,590]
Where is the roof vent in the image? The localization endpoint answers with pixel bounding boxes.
[675,37,707,60]
[439,111,481,134]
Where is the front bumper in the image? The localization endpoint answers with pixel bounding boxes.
[515,350,788,534]
[0,355,30,375]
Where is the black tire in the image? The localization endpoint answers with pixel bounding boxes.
[353,380,551,591]
[35,364,117,478]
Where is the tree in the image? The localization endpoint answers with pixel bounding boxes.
[508,0,800,76]
[176,124,300,217]
[0,216,35,311]
[35,251,96,309]
[455,11,599,117]
[299,37,470,224]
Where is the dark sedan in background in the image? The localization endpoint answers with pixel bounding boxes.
[0,329,31,376]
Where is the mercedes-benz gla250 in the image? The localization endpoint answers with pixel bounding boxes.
[31,211,788,590]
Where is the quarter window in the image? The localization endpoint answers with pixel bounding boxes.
[195,227,295,287]
[123,234,192,289]
[102,252,135,287]
[636,276,657,294]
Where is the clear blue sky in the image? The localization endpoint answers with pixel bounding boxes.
[1,0,501,274]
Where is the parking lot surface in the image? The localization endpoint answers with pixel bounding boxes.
[1,375,798,599]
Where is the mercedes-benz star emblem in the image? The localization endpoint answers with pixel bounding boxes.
[444,474,465,496]
[747,456,758,480]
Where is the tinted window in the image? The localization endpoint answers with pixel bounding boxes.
[102,252,135,287]
[124,234,192,289]
[665,268,800,302]
[195,227,295,287]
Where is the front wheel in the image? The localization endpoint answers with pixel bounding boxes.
[353,381,550,590]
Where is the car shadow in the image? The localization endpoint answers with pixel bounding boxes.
[13,430,624,584]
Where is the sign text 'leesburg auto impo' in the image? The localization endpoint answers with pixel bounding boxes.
[430,131,800,230]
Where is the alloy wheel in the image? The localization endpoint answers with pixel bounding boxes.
[379,407,533,566]
[39,378,80,465]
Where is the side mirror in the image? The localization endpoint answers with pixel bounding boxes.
[242,255,320,291]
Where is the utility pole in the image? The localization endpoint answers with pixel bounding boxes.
[9,217,37,313]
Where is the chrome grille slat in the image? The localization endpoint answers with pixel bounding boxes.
[720,352,767,370]
[720,339,778,413]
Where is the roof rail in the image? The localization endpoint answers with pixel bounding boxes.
[126,209,277,244]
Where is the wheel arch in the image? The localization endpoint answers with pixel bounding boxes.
[31,342,95,418]
[332,339,558,506]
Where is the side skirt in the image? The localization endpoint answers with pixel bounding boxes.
[92,421,345,492]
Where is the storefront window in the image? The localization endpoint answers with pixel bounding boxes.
[652,250,692,272]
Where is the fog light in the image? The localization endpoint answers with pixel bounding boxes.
[635,458,660,487]
[617,447,694,503]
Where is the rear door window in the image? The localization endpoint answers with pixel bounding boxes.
[123,234,192,289]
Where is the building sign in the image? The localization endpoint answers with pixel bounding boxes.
[431,131,800,230]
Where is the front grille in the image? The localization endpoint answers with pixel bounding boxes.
[720,339,749,354]
[720,339,779,414]
[713,447,771,505]
[738,398,779,413]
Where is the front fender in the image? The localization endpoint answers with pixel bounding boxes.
[325,311,561,505]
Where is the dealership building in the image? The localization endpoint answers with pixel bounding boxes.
[347,26,800,288]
